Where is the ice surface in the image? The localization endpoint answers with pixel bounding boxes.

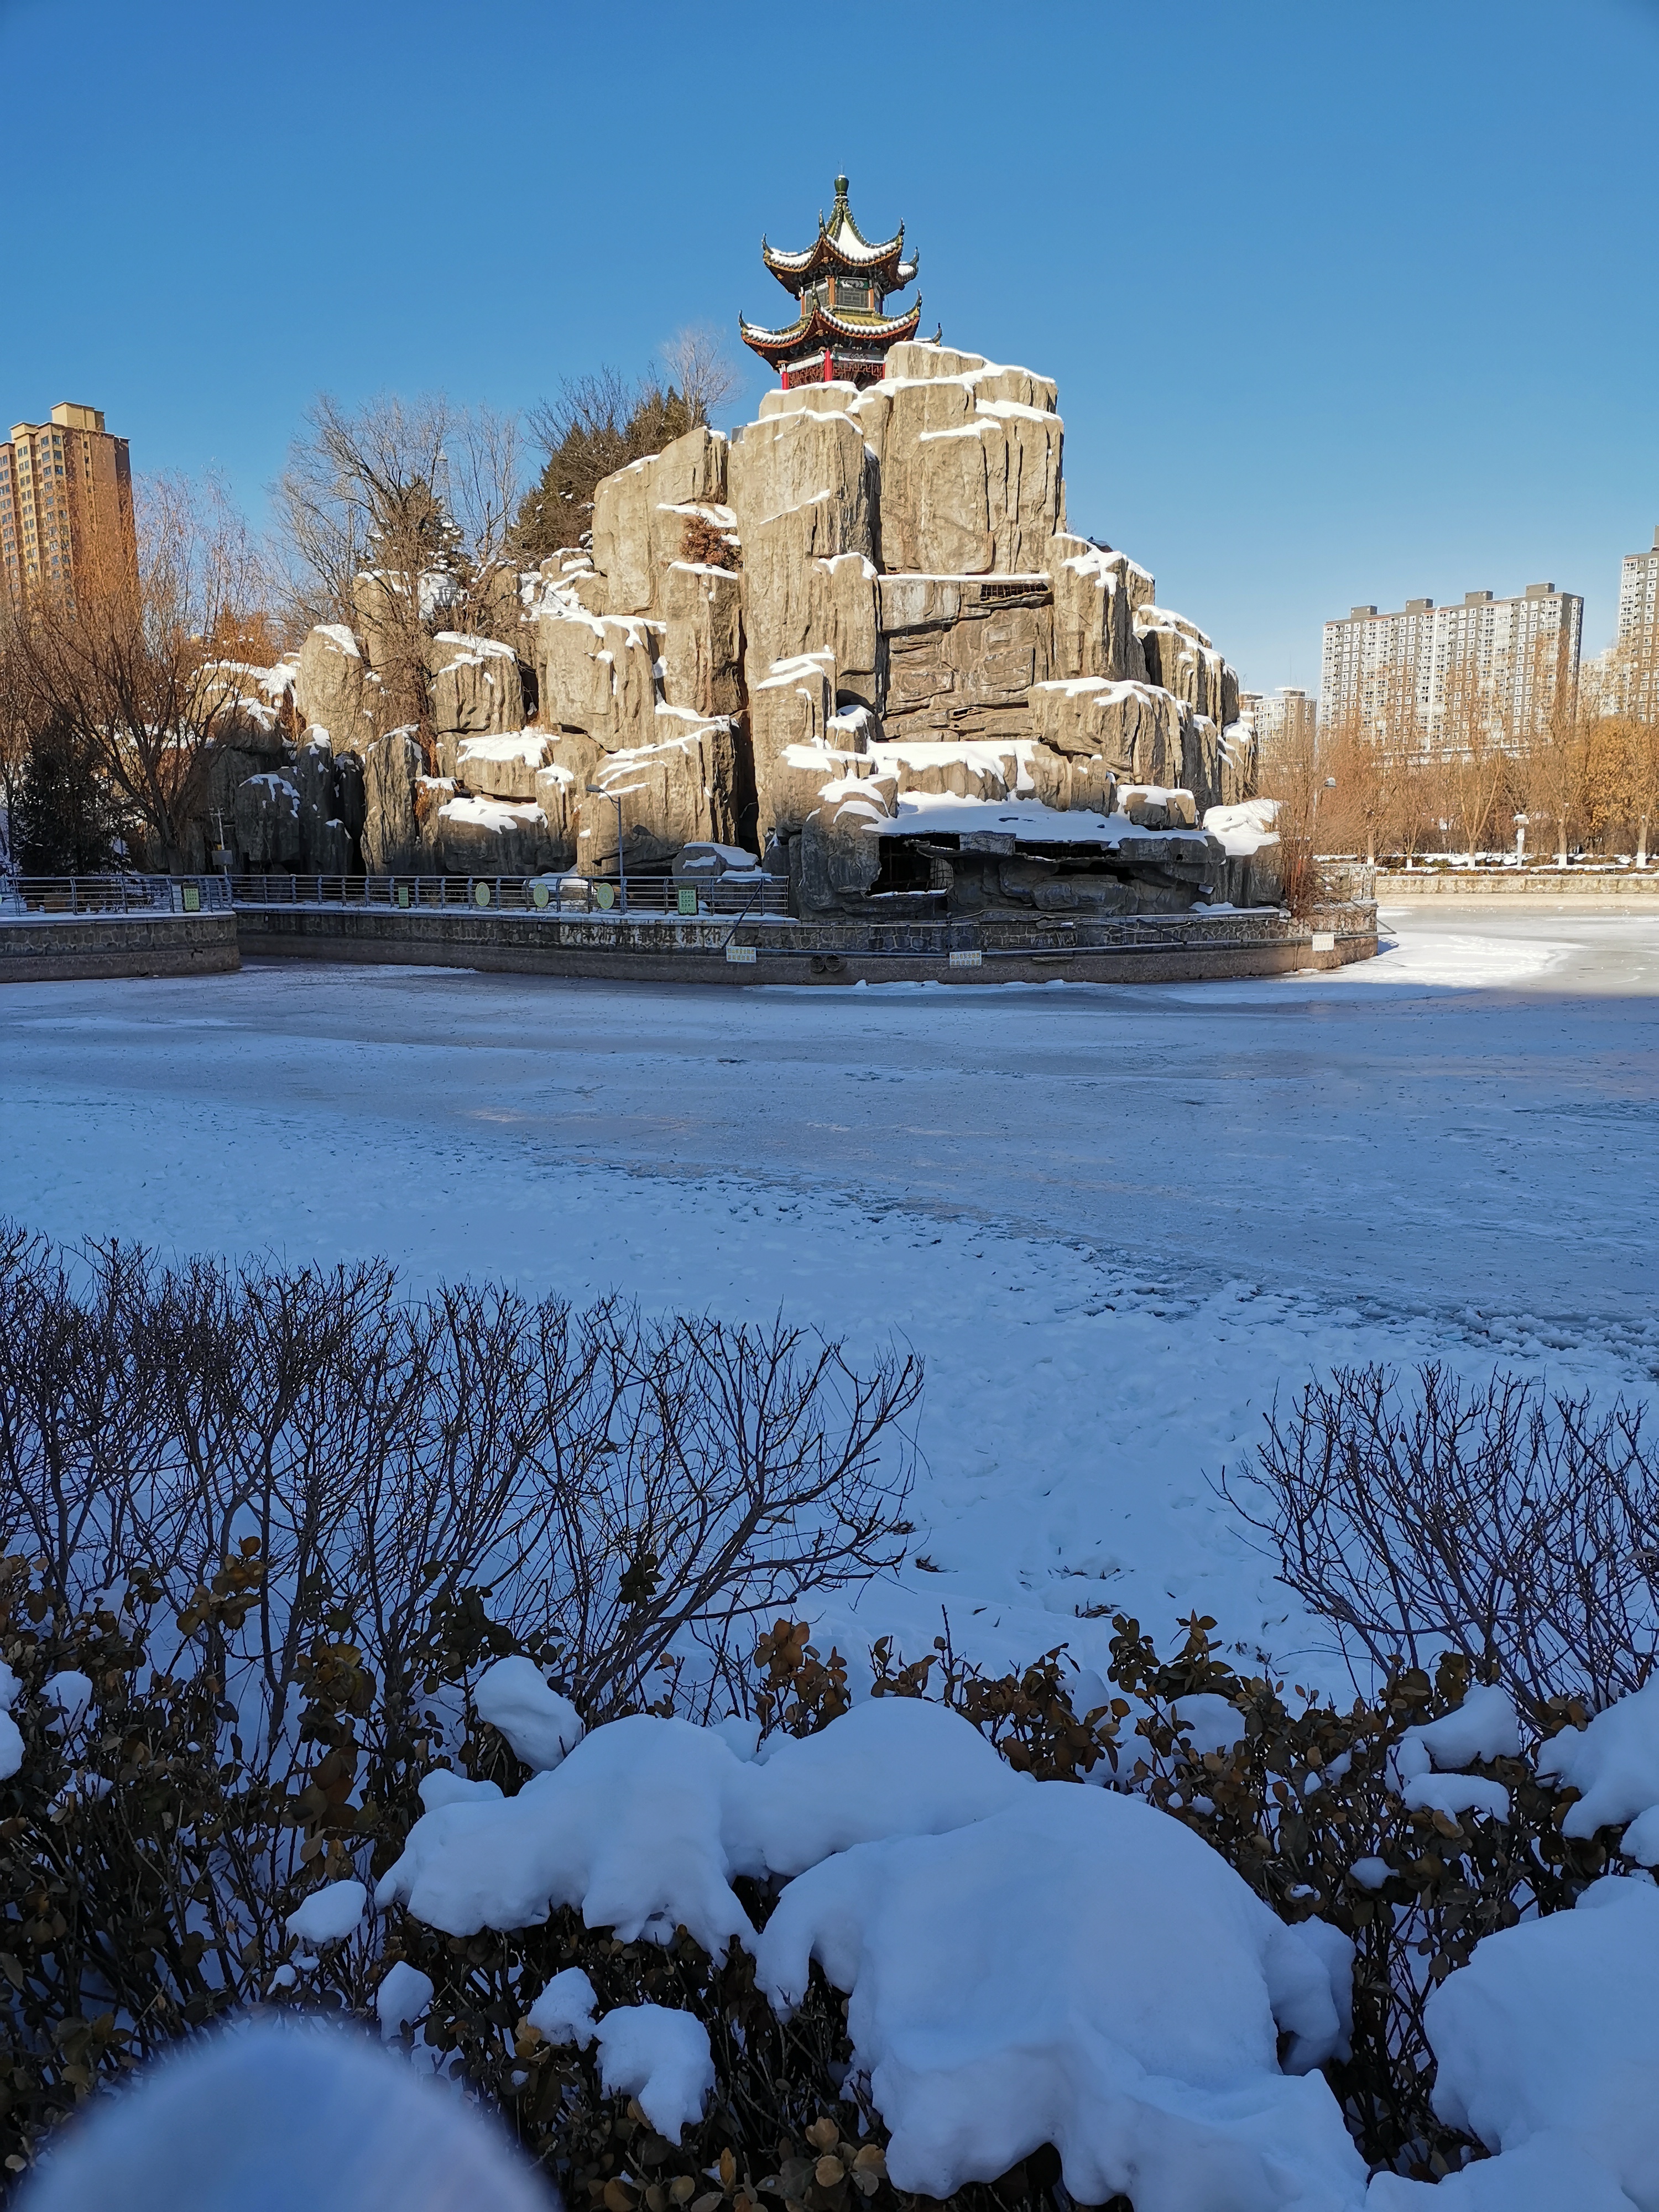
[287,1879,368,1946]
[594,2005,714,2141]
[1535,1678,1659,1838]
[18,2017,552,2211]
[2,911,1656,1694]
[474,1655,583,1771]
[755,1783,1365,2210]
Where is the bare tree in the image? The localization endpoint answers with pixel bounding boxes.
[1223,1361,1659,1714]
[272,392,521,731]
[8,475,270,870]
[660,324,743,427]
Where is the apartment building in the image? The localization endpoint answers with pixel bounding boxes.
[1320,583,1582,752]
[1238,685,1318,759]
[1582,526,1659,719]
[0,401,138,613]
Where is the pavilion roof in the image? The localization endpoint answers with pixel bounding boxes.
[761,176,917,293]
[738,296,922,364]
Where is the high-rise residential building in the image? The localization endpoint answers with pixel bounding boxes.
[1239,685,1318,759]
[0,401,138,614]
[1582,526,1659,720]
[1319,583,1582,752]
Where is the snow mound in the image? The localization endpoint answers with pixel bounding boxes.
[594,2005,714,2142]
[287,1879,367,1947]
[474,1656,583,1772]
[1371,1877,1659,2210]
[377,1700,1024,1953]
[755,1783,1365,2211]
[17,2016,551,2212]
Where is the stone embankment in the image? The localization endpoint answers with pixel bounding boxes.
[235,899,1375,988]
[1376,870,1659,907]
[0,912,241,985]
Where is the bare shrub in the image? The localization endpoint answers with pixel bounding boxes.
[1222,1361,1659,1713]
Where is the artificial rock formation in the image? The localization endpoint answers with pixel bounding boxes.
[223,338,1264,906]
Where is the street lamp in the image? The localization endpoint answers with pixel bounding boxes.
[586,785,627,914]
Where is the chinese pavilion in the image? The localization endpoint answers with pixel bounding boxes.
[739,176,921,390]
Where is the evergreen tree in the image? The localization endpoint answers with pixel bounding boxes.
[512,374,697,566]
[13,715,123,875]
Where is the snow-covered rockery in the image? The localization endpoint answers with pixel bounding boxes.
[373,1693,1369,2210]
[220,344,1275,914]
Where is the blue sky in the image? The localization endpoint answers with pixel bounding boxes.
[4,0,1657,691]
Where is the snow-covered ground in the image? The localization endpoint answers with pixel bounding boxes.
[3,905,1655,1688]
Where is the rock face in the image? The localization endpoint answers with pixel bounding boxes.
[294,625,385,755]
[428,635,524,744]
[222,338,1257,909]
[577,715,743,871]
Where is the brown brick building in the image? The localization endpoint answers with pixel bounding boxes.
[0,401,138,613]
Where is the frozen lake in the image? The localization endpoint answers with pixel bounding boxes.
[3,904,1656,1683]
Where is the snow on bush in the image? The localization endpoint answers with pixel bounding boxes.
[0,1659,20,1782]
[1369,1877,1659,2209]
[527,1965,599,2048]
[17,2016,552,2212]
[1535,1676,1659,1840]
[593,2005,714,2142]
[755,1783,1364,2210]
[376,1699,1024,1950]
[286,1879,368,1947]
[375,1960,435,2042]
[474,1655,584,1772]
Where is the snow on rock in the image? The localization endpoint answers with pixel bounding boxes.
[527,1966,599,2048]
[377,1700,1025,1953]
[1535,1679,1659,1839]
[376,1960,435,2042]
[474,1656,583,1772]
[1367,1877,1659,2210]
[17,2016,552,2212]
[755,1783,1366,2211]
[1203,797,1279,855]
[286,1879,368,1947]
[594,2006,714,2143]
[0,1661,21,1782]
[41,1671,93,1733]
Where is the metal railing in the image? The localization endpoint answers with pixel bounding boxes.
[228,872,792,919]
[0,874,233,918]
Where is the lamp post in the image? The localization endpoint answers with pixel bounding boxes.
[586,786,627,914]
